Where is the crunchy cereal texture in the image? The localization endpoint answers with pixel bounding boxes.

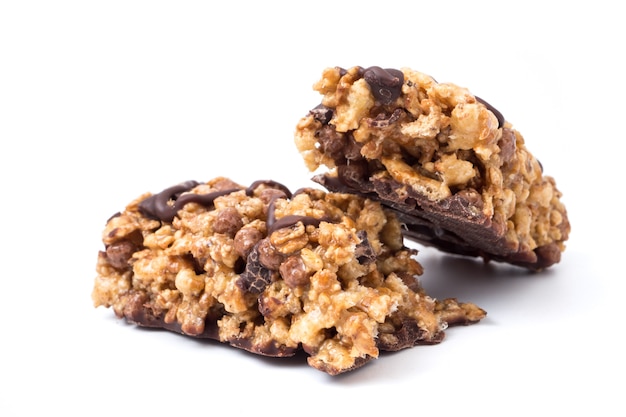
[92,178,485,375]
[295,66,570,270]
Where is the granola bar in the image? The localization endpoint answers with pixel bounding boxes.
[92,177,485,375]
[295,66,570,271]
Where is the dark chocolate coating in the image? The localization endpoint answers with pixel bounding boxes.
[313,172,561,271]
[122,290,297,357]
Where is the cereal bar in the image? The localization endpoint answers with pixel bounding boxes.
[92,178,485,375]
[295,66,570,270]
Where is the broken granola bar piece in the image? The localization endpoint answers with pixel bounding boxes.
[92,177,485,375]
[295,66,570,271]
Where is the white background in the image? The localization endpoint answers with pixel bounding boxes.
[1,1,624,415]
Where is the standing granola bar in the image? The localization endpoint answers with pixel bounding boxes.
[295,66,570,270]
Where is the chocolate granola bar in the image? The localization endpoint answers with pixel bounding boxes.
[92,177,485,375]
[295,66,570,271]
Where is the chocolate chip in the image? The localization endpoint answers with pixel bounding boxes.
[363,66,404,105]
[105,240,137,270]
[257,238,284,270]
[237,242,276,294]
[355,231,376,265]
[310,104,334,125]
[497,127,517,165]
[257,294,283,317]
[213,207,243,237]
[234,227,264,259]
[317,125,348,163]
[279,255,310,288]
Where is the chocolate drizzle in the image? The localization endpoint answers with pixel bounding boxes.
[138,181,238,223]
[137,179,332,234]
[245,180,292,198]
[268,215,328,234]
[475,96,505,128]
[266,194,331,234]
[138,181,198,222]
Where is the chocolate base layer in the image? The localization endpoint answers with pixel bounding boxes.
[118,291,452,367]
[314,173,563,271]
[121,289,299,357]
[110,255,481,375]
[113,277,483,376]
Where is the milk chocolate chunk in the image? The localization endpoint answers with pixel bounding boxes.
[363,66,404,104]
[92,177,485,375]
[295,66,570,271]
